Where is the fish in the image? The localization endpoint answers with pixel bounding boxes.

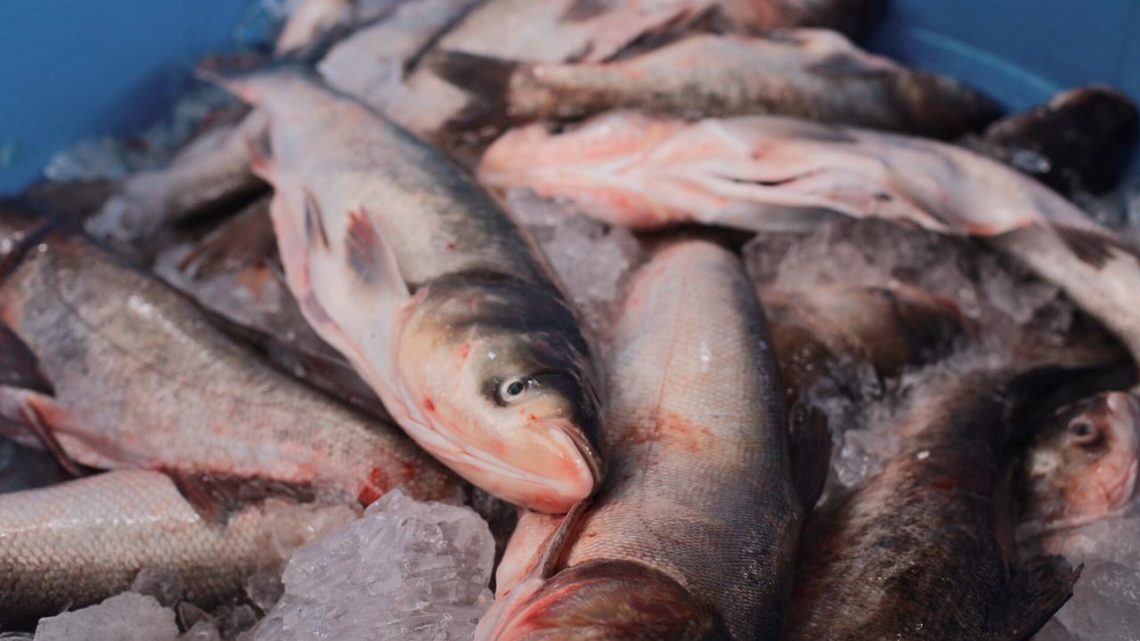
[782,347,1114,641]
[764,283,968,406]
[83,0,479,245]
[974,86,1138,196]
[0,210,460,510]
[1020,391,1140,536]
[0,469,356,625]
[395,0,883,140]
[479,112,1140,368]
[429,30,1000,138]
[209,67,604,514]
[152,197,389,419]
[478,242,815,641]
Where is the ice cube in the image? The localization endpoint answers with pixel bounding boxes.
[505,189,644,345]
[1048,560,1140,641]
[33,593,178,641]
[250,490,494,641]
[179,621,222,641]
[130,568,185,608]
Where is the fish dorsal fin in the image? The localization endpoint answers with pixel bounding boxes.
[788,401,832,511]
[166,469,319,525]
[988,555,1079,641]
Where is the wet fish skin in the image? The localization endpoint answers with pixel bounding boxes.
[212,68,603,513]
[153,197,389,420]
[0,220,460,506]
[431,30,999,138]
[784,362,1091,641]
[479,112,1140,368]
[480,242,803,641]
[977,86,1139,196]
[0,470,355,625]
[1021,391,1140,534]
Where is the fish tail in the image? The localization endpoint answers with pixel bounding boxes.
[426,50,525,131]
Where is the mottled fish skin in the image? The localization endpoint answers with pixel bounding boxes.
[153,197,390,420]
[1021,391,1140,538]
[0,221,459,506]
[976,86,1139,196]
[212,69,603,514]
[479,112,1140,369]
[784,363,1087,641]
[432,30,998,138]
[0,470,355,625]
[763,284,967,407]
[480,242,800,641]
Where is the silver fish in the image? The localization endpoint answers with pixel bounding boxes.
[210,68,604,513]
[479,242,808,640]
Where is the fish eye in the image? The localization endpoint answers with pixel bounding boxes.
[1068,419,1101,447]
[495,377,533,406]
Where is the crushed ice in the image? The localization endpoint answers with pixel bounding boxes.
[250,489,494,641]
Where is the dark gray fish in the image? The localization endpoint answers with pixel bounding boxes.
[975,86,1139,196]
[783,347,1116,641]
[430,30,1000,138]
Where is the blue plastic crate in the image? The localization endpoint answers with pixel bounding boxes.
[1,0,1137,193]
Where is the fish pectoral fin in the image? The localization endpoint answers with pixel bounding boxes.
[991,555,1079,641]
[788,401,832,510]
[166,469,319,525]
[0,386,85,478]
[344,207,409,298]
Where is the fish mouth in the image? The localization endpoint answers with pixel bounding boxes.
[559,420,605,496]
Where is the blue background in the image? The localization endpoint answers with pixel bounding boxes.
[1,0,1138,193]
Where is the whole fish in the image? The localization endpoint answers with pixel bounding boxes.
[395,0,882,139]
[430,30,999,138]
[975,86,1139,196]
[274,0,410,55]
[479,242,810,641]
[764,284,967,406]
[153,197,388,419]
[1021,391,1140,536]
[0,212,459,509]
[210,68,603,513]
[479,112,1140,368]
[783,352,1108,641]
[0,470,355,625]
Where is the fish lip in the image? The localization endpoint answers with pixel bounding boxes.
[559,419,604,495]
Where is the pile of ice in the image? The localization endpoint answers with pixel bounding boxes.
[505,189,645,347]
[251,490,494,641]
[1032,515,1140,641]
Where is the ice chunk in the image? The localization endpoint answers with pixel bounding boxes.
[179,621,222,641]
[213,605,259,640]
[251,490,494,641]
[33,593,178,641]
[1047,560,1140,641]
[505,189,644,345]
[243,570,285,613]
[130,568,185,608]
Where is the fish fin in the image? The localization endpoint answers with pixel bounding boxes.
[166,469,319,525]
[175,198,275,279]
[427,50,520,131]
[345,207,408,295]
[992,556,1079,641]
[0,386,85,478]
[1053,224,1134,269]
[245,128,275,179]
[0,323,53,396]
[788,401,831,510]
[560,0,612,22]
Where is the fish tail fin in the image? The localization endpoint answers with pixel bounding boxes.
[991,555,1079,641]
[788,401,831,511]
[426,50,524,131]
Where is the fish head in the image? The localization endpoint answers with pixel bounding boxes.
[1024,391,1140,528]
[398,273,604,512]
[477,561,725,641]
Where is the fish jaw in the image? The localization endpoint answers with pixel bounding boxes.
[478,560,722,641]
